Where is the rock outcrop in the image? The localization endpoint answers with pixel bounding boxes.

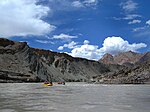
[0,38,110,82]
[99,51,143,65]
[98,53,115,64]
[93,62,150,84]
[95,51,150,84]
[137,52,150,64]
[1,38,150,84]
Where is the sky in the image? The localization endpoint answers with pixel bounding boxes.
[0,0,150,60]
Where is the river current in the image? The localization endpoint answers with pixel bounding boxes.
[0,83,150,112]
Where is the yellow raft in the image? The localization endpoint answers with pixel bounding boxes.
[43,83,53,86]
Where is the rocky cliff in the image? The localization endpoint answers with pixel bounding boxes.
[1,38,150,84]
[93,62,150,84]
[99,51,143,65]
[0,38,110,82]
[95,51,150,84]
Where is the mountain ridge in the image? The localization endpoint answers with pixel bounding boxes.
[0,38,150,84]
[0,38,110,82]
[99,51,143,65]
[96,51,150,84]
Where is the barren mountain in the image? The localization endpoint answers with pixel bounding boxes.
[96,51,150,84]
[137,52,150,64]
[98,53,115,64]
[99,51,143,65]
[0,38,150,84]
[93,62,150,84]
[0,38,110,82]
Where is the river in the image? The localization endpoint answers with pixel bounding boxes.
[0,83,150,112]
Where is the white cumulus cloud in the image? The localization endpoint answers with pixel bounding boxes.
[72,0,98,8]
[49,0,99,10]
[83,0,98,6]
[83,40,90,44]
[146,20,150,25]
[58,41,78,50]
[72,1,84,8]
[35,40,54,44]
[114,0,141,23]
[114,14,141,20]
[120,0,138,13]
[0,0,55,37]
[132,19,150,35]
[133,27,146,32]
[128,19,141,24]
[68,41,100,60]
[99,36,147,55]
[52,34,78,40]
[67,36,147,60]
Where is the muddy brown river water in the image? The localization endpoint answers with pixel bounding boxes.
[0,83,150,112]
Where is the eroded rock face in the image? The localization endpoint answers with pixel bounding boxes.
[0,38,110,82]
[0,38,14,47]
[114,51,143,65]
[96,51,150,84]
[99,51,143,65]
[94,62,150,84]
[137,52,150,64]
[99,53,115,64]
[1,38,150,84]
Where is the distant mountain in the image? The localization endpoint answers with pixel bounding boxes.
[98,53,115,64]
[137,52,150,64]
[99,51,143,65]
[0,38,110,83]
[0,38,150,84]
[96,51,150,84]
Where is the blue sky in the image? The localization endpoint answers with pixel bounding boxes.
[0,0,150,60]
